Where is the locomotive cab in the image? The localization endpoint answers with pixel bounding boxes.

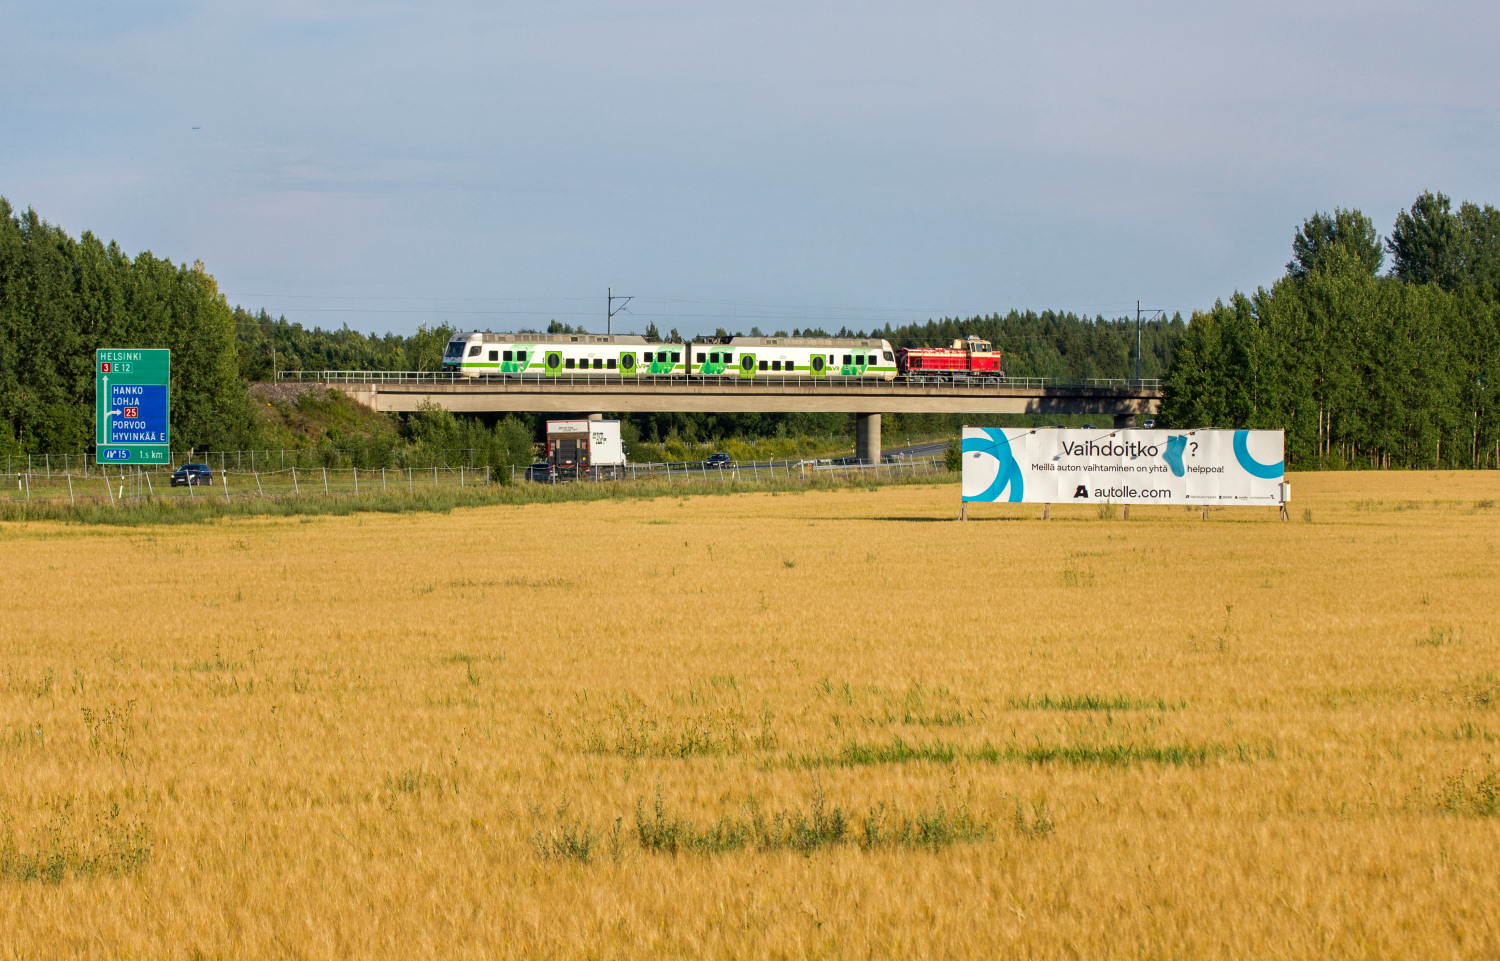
[442,333,488,377]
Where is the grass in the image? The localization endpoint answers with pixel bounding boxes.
[0,465,950,526]
[799,737,1238,768]
[2,471,1500,958]
[628,785,989,856]
[0,804,151,884]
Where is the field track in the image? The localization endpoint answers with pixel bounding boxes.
[1,472,1497,959]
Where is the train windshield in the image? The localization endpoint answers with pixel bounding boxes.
[444,341,465,358]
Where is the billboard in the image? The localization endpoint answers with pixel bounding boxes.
[95,349,170,463]
[961,428,1286,505]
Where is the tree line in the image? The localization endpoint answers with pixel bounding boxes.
[1160,192,1500,469]
[8,188,1497,469]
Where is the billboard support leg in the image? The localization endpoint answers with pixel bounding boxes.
[959,502,967,521]
[1122,504,1130,520]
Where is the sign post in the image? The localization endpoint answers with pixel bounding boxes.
[95,349,170,464]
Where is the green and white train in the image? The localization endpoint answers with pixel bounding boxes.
[440,332,897,381]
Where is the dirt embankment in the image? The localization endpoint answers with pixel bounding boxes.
[249,381,334,404]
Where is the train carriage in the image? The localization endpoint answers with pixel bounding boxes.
[688,336,897,381]
[442,332,686,378]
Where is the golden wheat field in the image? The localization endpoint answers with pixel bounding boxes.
[2,472,1498,959]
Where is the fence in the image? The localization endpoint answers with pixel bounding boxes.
[509,454,947,485]
[1,464,491,508]
[2,448,503,474]
[1,456,946,509]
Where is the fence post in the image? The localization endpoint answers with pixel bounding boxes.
[255,471,263,496]
[408,467,413,493]
[460,465,465,487]
[433,465,438,487]
[323,467,329,494]
[145,471,153,497]
[223,469,230,501]
[353,467,359,494]
[292,467,299,494]
[25,472,30,501]
[382,468,387,491]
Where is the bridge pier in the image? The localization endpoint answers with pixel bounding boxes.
[1113,413,1138,429]
[856,413,882,464]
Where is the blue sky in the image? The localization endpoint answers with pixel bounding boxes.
[4,1,1498,336]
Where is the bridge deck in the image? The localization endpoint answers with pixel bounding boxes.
[280,372,1163,416]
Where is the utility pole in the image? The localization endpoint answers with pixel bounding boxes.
[1136,301,1141,384]
[1135,301,1165,384]
[608,288,633,336]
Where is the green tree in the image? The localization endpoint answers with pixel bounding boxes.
[1287,208,1384,278]
[1388,191,1465,289]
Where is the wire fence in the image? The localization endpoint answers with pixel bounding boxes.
[0,456,948,508]
[514,454,948,485]
[1,449,508,474]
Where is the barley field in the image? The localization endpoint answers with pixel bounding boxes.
[1,472,1497,959]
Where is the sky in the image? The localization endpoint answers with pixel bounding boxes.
[4,1,1499,338]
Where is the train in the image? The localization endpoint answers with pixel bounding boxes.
[441,332,1005,382]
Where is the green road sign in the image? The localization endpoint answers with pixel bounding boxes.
[95,349,170,464]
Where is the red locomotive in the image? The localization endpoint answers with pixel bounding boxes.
[896,335,1005,380]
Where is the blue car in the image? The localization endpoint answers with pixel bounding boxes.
[704,452,732,468]
[171,463,214,487]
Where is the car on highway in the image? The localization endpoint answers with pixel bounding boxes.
[703,452,732,468]
[170,463,213,487]
[524,462,553,482]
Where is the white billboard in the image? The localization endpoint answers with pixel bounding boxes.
[961,428,1287,505]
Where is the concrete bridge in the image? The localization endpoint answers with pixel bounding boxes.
[277,372,1164,464]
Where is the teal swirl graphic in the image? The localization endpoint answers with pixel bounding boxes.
[1233,430,1283,479]
[963,429,1024,502]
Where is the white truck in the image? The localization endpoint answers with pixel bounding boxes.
[544,420,627,480]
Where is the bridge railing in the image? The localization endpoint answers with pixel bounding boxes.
[274,371,1162,391]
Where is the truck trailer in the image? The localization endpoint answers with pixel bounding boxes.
[545,420,627,480]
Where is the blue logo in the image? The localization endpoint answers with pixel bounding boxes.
[1233,430,1283,479]
[962,429,1024,502]
[1162,435,1187,477]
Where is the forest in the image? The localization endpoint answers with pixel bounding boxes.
[3,191,1497,468]
[1160,193,1500,469]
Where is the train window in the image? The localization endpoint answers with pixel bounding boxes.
[723,354,733,365]
[593,358,603,369]
[517,351,527,362]
[759,360,768,370]
[883,351,894,362]
[672,352,681,363]
[468,345,481,357]
[696,352,706,362]
[606,358,617,369]
[842,354,851,365]
[785,361,795,371]
[771,360,781,371]
[911,356,923,368]
[503,350,513,362]
[489,350,499,362]
[709,353,720,364]
[565,358,576,369]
